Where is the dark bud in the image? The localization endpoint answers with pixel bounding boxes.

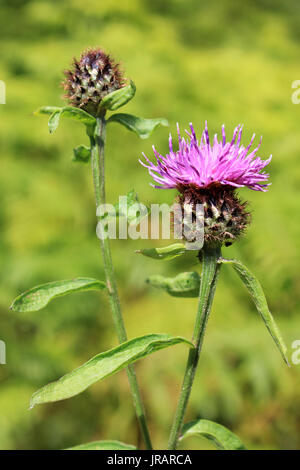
[62,48,125,116]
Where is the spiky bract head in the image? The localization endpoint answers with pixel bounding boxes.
[63,48,125,116]
[177,184,250,246]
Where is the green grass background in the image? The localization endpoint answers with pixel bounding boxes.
[0,0,299,450]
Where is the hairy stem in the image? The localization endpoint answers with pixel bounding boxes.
[168,244,221,450]
[89,116,152,450]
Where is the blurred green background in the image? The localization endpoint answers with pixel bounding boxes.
[0,0,299,450]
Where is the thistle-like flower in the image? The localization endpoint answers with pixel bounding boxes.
[140,123,272,246]
[63,48,125,116]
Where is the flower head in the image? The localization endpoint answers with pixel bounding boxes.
[140,123,271,247]
[140,122,271,192]
[63,48,125,116]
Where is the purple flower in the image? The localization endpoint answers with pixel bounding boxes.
[140,122,271,192]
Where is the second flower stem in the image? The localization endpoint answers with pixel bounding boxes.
[168,244,221,450]
[89,116,152,450]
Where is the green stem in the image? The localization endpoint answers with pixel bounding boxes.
[89,116,153,450]
[168,244,221,450]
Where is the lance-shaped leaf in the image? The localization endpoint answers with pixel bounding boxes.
[35,106,96,133]
[100,81,136,111]
[72,145,91,163]
[30,334,193,408]
[180,419,246,450]
[136,243,186,260]
[107,113,169,139]
[146,272,200,297]
[221,258,289,366]
[10,278,106,313]
[67,440,137,450]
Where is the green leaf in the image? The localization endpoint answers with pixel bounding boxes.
[34,106,62,116]
[221,258,289,366]
[107,113,169,139]
[66,440,137,450]
[180,419,246,450]
[10,278,106,313]
[100,81,136,111]
[72,145,91,163]
[48,107,96,133]
[114,189,149,225]
[30,334,193,408]
[116,189,146,224]
[48,110,62,133]
[136,243,186,260]
[97,190,149,228]
[35,106,96,133]
[146,272,200,297]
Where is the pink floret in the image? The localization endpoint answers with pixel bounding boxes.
[140,122,271,192]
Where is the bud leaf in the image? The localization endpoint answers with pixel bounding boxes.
[98,189,149,227]
[146,272,200,297]
[116,189,149,225]
[50,107,96,133]
[100,80,136,111]
[34,106,62,116]
[135,243,186,260]
[73,145,91,164]
[107,113,169,139]
[35,106,96,133]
